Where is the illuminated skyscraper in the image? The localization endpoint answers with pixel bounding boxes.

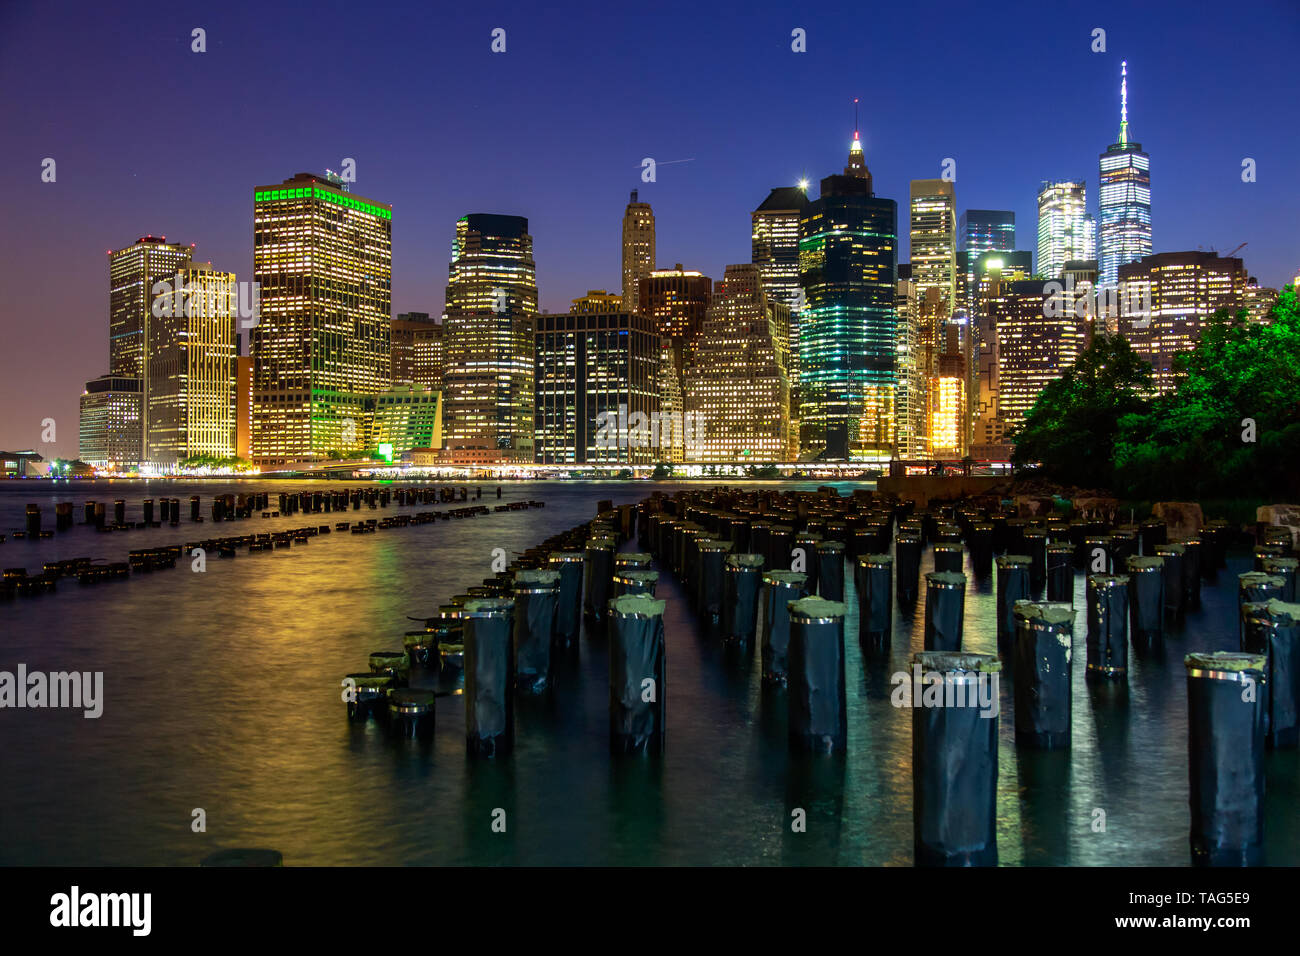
[753,185,810,389]
[910,179,957,316]
[533,309,660,465]
[683,264,796,463]
[145,262,238,468]
[927,329,967,460]
[960,210,1016,254]
[1098,62,1152,288]
[1037,181,1094,279]
[109,236,193,380]
[621,190,656,313]
[893,278,925,458]
[108,236,194,461]
[1118,251,1246,394]
[442,213,537,464]
[638,265,712,372]
[799,127,898,460]
[391,312,443,390]
[251,173,392,463]
[994,279,1087,433]
[78,376,142,471]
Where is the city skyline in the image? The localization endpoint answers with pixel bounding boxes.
[2,0,1296,458]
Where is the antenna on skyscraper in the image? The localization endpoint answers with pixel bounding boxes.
[853,97,859,138]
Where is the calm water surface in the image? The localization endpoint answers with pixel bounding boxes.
[0,479,1295,865]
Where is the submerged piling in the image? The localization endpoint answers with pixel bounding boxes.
[896,533,922,604]
[924,571,966,652]
[856,554,893,653]
[513,569,560,694]
[583,538,615,622]
[1238,572,1284,648]
[696,539,732,623]
[759,570,807,686]
[1185,652,1266,866]
[1086,574,1129,680]
[608,594,667,755]
[815,540,845,602]
[1127,556,1166,649]
[787,596,848,754]
[996,556,1032,651]
[1242,600,1300,749]
[463,597,516,756]
[721,553,765,647]
[912,651,1001,867]
[547,552,584,649]
[1046,543,1074,604]
[1013,602,1074,749]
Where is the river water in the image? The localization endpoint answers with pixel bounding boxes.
[0,479,1295,865]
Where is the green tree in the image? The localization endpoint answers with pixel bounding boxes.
[1114,287,1300,499]
[1009,332,1153,489]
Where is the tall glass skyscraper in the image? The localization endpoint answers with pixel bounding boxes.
[251,173,392,464]
[442,213,537,464]
[1036,181,1094,279]
[798,130,897,461]
[960,210,1015,253]
[910,179,957,315]
[1098,61,1152,288]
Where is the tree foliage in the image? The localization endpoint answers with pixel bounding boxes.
[1113,286,1300,499]
[1009,332,1153,489]
[1012,286,1300,500]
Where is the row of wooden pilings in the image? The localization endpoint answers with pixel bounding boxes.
[633,486,1295,866]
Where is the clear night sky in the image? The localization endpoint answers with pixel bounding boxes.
[1,0,1296,459]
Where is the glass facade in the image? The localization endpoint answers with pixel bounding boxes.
[251,174,392,463]
[442,213,537,464]
[798,150,897,461]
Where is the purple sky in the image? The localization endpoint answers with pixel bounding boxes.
[1,0,1296,459]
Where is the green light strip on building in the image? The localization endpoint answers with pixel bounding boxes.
[253,187,391,219]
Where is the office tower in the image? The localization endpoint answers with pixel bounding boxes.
[1037,181,1094,279]
[753,185,811,388]
[621,190,656,313]
[442,213,537,465]
[533,309,660,465]
[372,385,442,457]
[251,173,392,463]
[960,210,1016,254]
[682,263,796,463]
[145,262,238,468]
[78,375,142,471]
[1098,62,1152,287]
[910,179,957,316]
[753,186,810,308]
[391,312,443,390]
[109,236,194,379]
[235,356,252,460]
[927,326,968,459]
[657,337,686,463]
[1118,251,1246,394]
[108,236,193,461]
[894,279,925,458]
[994,279,1087,434]
[638,265,712,372]
[1242,281,1279,324]
[799,129,898,460]
[570,291,623,313]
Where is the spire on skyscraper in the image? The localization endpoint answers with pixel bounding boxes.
[1118,61,1129,146]
[845,97,869,179]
